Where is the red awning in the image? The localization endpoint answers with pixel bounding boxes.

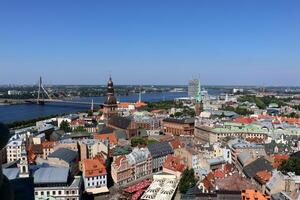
[124,179,152,193]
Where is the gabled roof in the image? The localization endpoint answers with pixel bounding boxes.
[114,155,126,167]
[147,141,173,158]
[243,157,274,178]
[163,155,186,172]
[94,133,117,145]
[48,148,77,163]
[84,158,107,177]
[109,116,133,129]
[34,167,69,184]
[202,172,214,190]
[254,170,272,185]
[99,126,115,134]
[126,148,150,165]
[169,139,184,149]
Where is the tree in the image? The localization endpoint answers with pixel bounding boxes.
[87,110,93,117]
[131,137,147,147]
[147,139,158,145]
[174,112,183,117]
[222,105,253,116]
[287,112,300,118]
[60,120,72,133]
[279,157,300,175]
[179,168,196,194]
[73,126,85,132]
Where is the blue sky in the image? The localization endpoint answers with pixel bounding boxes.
[0,1,299,86]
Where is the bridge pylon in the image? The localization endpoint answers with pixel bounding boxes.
[37,76,52,105]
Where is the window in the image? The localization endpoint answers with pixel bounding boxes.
[72,190,75,194]
[58,191,62,195]
[53,191,56,195]
[41,192,44,195]
[66,191,69,195]
[47,191,50,196]
[35,192,38,196]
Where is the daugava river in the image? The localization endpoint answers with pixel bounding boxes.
[0,90,223,123]
[0,92,188,123]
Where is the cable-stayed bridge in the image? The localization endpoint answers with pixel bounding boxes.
[25,77,101,107]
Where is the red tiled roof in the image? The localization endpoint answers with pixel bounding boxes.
[114,155,126,167]
[118,102,132,108]
[41,141,56,149]
[233,116,256,124]
[163,155,186,173]
[169,139,184,149]
[242,190,270,200]
[223,163,234,174]
[273,154,289,168]
[94,133,117,145]
[84,158,107,177]
[214,169,225,179]
[135,101,147,108]
[256,115,300,125]
[254,170,272,185]
[202,172,214,190]
[70,119,85,126]
[150,109,165,114]
[277,116,300,125]
[246,137,265,144]
[27,148,36,164]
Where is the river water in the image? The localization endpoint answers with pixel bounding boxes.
[0,90,222,123]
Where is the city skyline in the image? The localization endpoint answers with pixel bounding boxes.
[1,1,300,86]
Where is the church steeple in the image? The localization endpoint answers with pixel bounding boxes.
[103,76,118,120]
[104,76,117,105]
[19,141,29,178]
[107,76,114,95]
[195,77,203,116]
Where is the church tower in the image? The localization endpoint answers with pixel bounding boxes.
[195,78,203,116]
[102,76,118,120]
[19,142,29,178]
